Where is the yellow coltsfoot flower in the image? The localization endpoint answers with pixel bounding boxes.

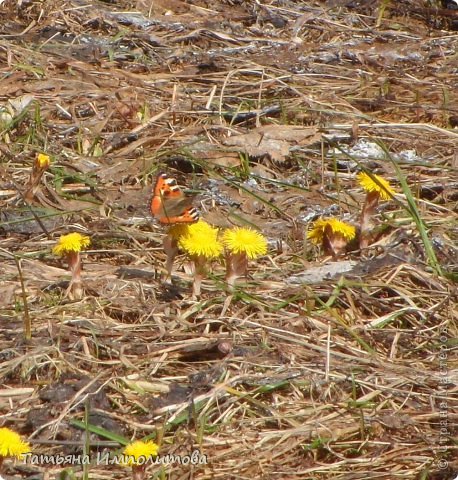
[176,220,223,297]
[358,172,395,249]
[122,440,159,480]
[25,152,52,201]
[307,218,356,245]
[178,220,223,259]
[0,427,31,469]
[122,440,159,466]
[36,153,51,169]
[53,233,91,300]
[357,172,395,201]
[222,227,268,259]
[53,233,91,256]
[307,218,356,258]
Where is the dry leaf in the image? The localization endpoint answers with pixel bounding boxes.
[223,125,321,162]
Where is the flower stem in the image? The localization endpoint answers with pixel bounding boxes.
[225,252,248,291]
[163,233,178,280]
[192,255,207,297]
[132,465,146,480]
[24,165,47,201]
[360,191,380,249]
[323,227,348,259]
[66,251,83,300]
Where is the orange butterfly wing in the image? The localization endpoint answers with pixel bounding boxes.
[150,174,199,224]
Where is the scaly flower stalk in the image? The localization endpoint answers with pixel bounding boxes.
[53,233,91,300]
[163,225,190,279]
[0,427,31,472]
[25,153,51,201]
[358,172,395,249]
[178,221,223,297]
[122,440,159,480]
[191,255,208,297]
[222,227,267,289]
[307,218,356,259]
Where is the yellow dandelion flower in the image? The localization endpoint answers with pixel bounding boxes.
[222,227,268,259]
[122,440,159,466]
[36,153,51,169]
[178,220,223,259]
[307,218,356,245]
[357,172,395,201]
[52,233,91,256]
[0,427,31,459]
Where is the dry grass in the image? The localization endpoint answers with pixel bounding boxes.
[0,0,457,479]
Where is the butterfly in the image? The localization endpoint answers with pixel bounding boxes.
[150,173,199,224]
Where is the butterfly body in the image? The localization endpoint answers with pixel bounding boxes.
[151,173,199,224]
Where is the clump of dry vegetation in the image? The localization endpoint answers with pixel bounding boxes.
[0,0,457,479]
